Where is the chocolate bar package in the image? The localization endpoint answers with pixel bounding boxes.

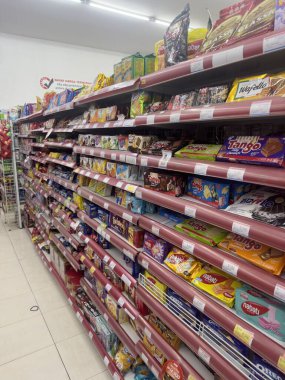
[226,74,271,102]
[196,85,229,106]
[168,92,197,111]
[128,134,157,153]
[144,169,186,197]
[217,136,285,167]
[109,213,129,239]
[275,0,285,31]
[142,139,185,156]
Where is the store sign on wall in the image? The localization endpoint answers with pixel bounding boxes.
[40,77,91,91]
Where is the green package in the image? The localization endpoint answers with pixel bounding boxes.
[175,218,228,246]
[121,52,144,82]
[144,54,156,75]
[175,144,222,161]
[114,61,122,84]
[130,91,152,118]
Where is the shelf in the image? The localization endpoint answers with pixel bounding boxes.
[135,188,285,252]
[44,102,74,116]
[30,128,45,134]
[137,253,285,373]
[34,198,50,216]
[49,190,78,212]
[31,156,47,164]
[139,214,285,301]
[45,141,74,149]
[31,143,45,148]
[34,183,51,198]
[77,187,139,225]
[73,146,138,163]
[49,203,76,229]
[15,110,43,124]
[73,119,135,131]
[45,157,76,169]
[50,232,81,271]
[78,211,139,261]
[74,168,141,193]
[52,127,74,133]
[52,217,83,250]
[35,221,50,244]
[48,174,78,191]
[17,134,35,139]
[34,171,49,181]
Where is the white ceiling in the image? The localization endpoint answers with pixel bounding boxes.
[0,0,238,54]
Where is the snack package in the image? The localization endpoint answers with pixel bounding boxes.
[96,315,119,356]
[275,0,285,31]
[229,181,252,204]
[235,284,285,341]
[168,92,197,111]
[226,74,271,102]
[114,61,122,84]
[123,256,141,278]
[116,164,139,181]
[154,39,165,71]
[128,135,157,153]
[128,225,145,248]
[225,188,285,226]
[121,53,144,82]
[187,28,208,59]
[101,136,119,150]
[199,0,251,53]
[118,135,128,151]
[126,193,146,214]
[145,270,167,303]
[130,91,152,118]
[114,345,136,373]
[192,266,242,307]
[217,136,285,167]
[187,175,230,209]
[143,232,171,263]
[95,182,112,197]
[93,158,107,174]
[144,54,156,75]
[164,4,190,66]
[164,247,202,281]
[175,144,222,160]
[196,85,229,106]
[115,188,128,207]
[148,312,181,349]
[144,169,186,197]
[175,218,228,246]
[106,162,117,178]
[250,353,285,380]
[109,213,129,239]
[143,139,185,156]
[218,232,285,275]
[97,207,109,226]
[143,334,165,365]
[105,294,129,323]
[268,71,285,96]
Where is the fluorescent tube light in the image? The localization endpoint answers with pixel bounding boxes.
[89,2,149,21]
[154,19,170,26]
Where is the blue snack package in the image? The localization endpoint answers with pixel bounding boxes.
[126,193,145,214]
[158,207,185,224]
[250,353,284,380]
[84,200,98,218]
[97,207,109,226]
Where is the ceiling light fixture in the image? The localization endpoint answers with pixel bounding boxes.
[89,1,150,21]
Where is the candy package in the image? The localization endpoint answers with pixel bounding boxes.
[142,139,185,156]
[116,164,139,181]
[148,312,181,349]
[164,247,202,281]
[114,345,135,373]
[275,0,285,31]
[143,232,171,263]
[106,162,117,178]
[128,135,157,153]
[168,92,197,110]
[175,144,222,160]
[130,91,152,118]
[166,288,199,328]
[164,4,190,66]
[196,85,229,106]
[143,335,165,365]
[250,354,285,380]
[226,74,271,102]
[101,136,118,150]
[145,271,167,303]
[144,169,186,197]
[118,135,128,150]
[109,213,129,239]
[105,294,129,323]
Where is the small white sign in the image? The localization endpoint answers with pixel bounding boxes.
[146,115,155,125]
[111,153,116,160]
[159,151,172,168]
[274,284,285,302]
[123,119,135,127]
[170,113,180,123]
[193,296,205,312]
[122,213,133,223]
[200,108,214,120]
[140,158,148,167]
[212,45,243,67]
[126,155,137,165]
[227,168,245,181]
[222,260,239,276]
[119,154,126,162]
[151,226,160,236]
[117,297,125,307]
[105,283,112,292]
[263,34,285,53]
[194,163,208,175]
[121,274,131,288]
[182,240,195,254]
[250,100,271,116]
[103,356,110,366]
[184,205,196,218]
[198,347,211,365]
[232,221,250,237]
[190,58,204,73]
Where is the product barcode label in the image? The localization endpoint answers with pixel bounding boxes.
[104,122,110,128]
[109,261,116,270]
[136,190,142,199]
[88,331,93,340]
[88,195,93,201]
[182,240,195,254]
[193,296,205,312]
[274,284,285,302]
[234,324,254,347]
[144,327,152,339]
[141,352,148,364]
[123,119,135,127]
[141,259,149,270]
[198,348,211,365]
[76,312,83,323]
[81,147,86,154]
[200,108,214,120]
[232,221,250,237]
[190,58,204,73]
[263,34,285,53]
[151,226,160,236]
[119,154,126,162]
[103,255,109,263]
[159,151,172,168]
[100,151,105,158]
[116,181,123,188]
[103,202,109,210]
[103,177,109,184]
[68,298,73,306]
[194,163,208,175]
[184,205,196,218]
[94,174,100,180]
[105,283,112,292]
[111,153,116,160]
[250,100,271,116]
[227,168,245,181]
[222,260,239,276]
[103,313,109,321]
[122,213,133,223]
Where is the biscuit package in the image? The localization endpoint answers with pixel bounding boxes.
[148,312,181,349]
[192,266,242,307]
[130,91,152,118]
[143,232,171,263]
[175,144,222,160]
[226,74,271,102]
[164,247,202,281]
[275,0,285,31]
[196,85,229,106]
[217,136,285,167]
[144,169,186,197]
[218,232,285,275]
[144,270,167,303]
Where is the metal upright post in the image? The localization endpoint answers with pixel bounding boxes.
[10,121,22,228]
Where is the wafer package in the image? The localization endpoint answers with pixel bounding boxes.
[226,74,271,102]
[217,136,285,167]
[175,144,222,160]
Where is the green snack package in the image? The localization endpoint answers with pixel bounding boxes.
[121,53,144,82]
[175,144,222,161]
[144,54,156,75]
[130,91,152,118]
[175,218,228,246]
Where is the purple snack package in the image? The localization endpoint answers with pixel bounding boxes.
[217,136,285,167]
[143,231,171,263]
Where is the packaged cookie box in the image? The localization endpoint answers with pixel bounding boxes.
[187,175,230,209]
[116,163,139,181]
[128,225,144,248]
[250,354,285,380]
[175,144,222,161]
[97,207,110,226]
[105,293,129,323]
[123,255,141,278]
[144,169,186,197]
[144,54,155,75]
[217,136,285,167]
[128,135,157,153]
[106,162,117,178]
[143,231,171,263]
[118,135,128,151]
[96,315,119,354]
[235,285,285,341]
[114,61,122,84]
[121,53,144,82]
[101,136,119,150]
[109,213,129,239]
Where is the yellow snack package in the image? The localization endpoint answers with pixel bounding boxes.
[73,193,84,210]
[144,270,167,303]
[49,152,61,158]
[142,335,165,365]
[92,158,107,175]
[114,345,135,373]
[226,74,270,102]
[148,313,181,350]
[192,266,242,308]
[78,174,89,187]
[87,179,97,192]
[218,233,285,276]
[164,247,202,282]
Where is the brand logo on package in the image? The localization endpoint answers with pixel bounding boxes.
[201,273,227,284]
[241,301,269,316]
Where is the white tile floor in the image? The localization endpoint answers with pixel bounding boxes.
[0,220,113,380]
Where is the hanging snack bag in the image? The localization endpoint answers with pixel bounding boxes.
[164,4,190,67]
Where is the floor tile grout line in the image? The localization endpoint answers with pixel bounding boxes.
[0,344,55,368]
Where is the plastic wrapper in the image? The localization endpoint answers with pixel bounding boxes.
[226,74,270,102]
[175,144,222,160]
[164,247,202,281]
[143,232,171,263]
[130,91,152,118]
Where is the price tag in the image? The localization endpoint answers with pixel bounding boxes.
[122,213,133,223]
[151,226,160,236]
[122,249,133,260]
[104,122,110,128]
[125,184,137,193]
[126,156,137,165]
[140,158,148,167]
[100,151,105,158]
[250,100,271,116]
[190,58,204,72]
[144,327,152,339]
[68,298,73,306]
[227,168,245,181]
[182,240,195,254]
[233,324,254,347]
[105,233,110,242]
[121,274,131,287]
[118,297,125,307]
[123,119,135,127]
[109,261,116,270]
[89,266,96,274]
[141,259,149,270]
[232,221,250,237]
[212,45,243,67]
[119,154,126,162]
[193,296,205,312]
[170,113,180,123]
[85,171,91,177]
[103,356,109,366]
[274,284,285,302]
[222,260,239,276]
[116,181,123,188]
[146,115,155,125]
[194,163,208,175]
[200,108,214,120]
[94,174,100,180]
[113,121,122,128]
[141,352,148,364]
[184,205,196,218]
[105,283,112,292]
[263,34,285,53]
[76,312,83,323]
[103,313,109,321]
[103,255,110,263]
[88,195,93,202]
[88,331,93,340]
[103,202,109,210]
[81,147,86,154]
[111,153,116,161]
[198,348,211,365]
[159,151,172,168]
[277,354,285,372]
[103,178,109,184]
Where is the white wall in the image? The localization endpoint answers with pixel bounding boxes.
[0,33,126,108]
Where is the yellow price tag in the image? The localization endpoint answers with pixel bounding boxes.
[188,376,197,380]
[125,184,137,193]
[233,324,254,347]
[89,266,96,274]
[80,255,85,263]
[278,355,285,372]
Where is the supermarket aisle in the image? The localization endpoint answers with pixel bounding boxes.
[0,221,112,380]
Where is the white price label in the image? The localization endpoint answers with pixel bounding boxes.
[126,155,137,165]
[144,327,152,339]
[104,122,110,128]
[119,154,126,162]
[118,297,125,307]
[140,158,148,166]
[86,171,91,177]
[88,195,93,201]
[146,115,155,125]
[122,213,133,223]
[122,249,133,259]
[141,259,149,270]
[274,284,285,302]
[194,163,208,175]
[116,181,123,188]
[84,237,90,244]
[170,113,180,123]
[141,352,148,364]
[232,221,250,237]
[250,101,271,116]
[111,153,116,161]
[103,356,109,366]
[193,296,205,312]
[222,260,239,276]
[200,108,214,120]
[103,177,110,184]
[159,151,172,168]
[88,331,93,340]
[151,226,160,236]
[190,58,204,73]
[100,151,105,158]
[113,121,122,128]
[182,240,195,254]
[184,205,196,218]
[103,255,110,263]
[212,45,243,67]
[103,313,109,321]
[68,298,73,306]
[76,312,83,323]
[105,233,110,242]
[227,168,245,181]
[105,283,112,292]
[94,174,100,180]
[81,147,86,154]
[263,34,285,53]
[109,261,116,270]
[121,274,131,287]
[198,348,211,365]
[123,119,135,127]
[103,202,109,210]
[151,367,159,379]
